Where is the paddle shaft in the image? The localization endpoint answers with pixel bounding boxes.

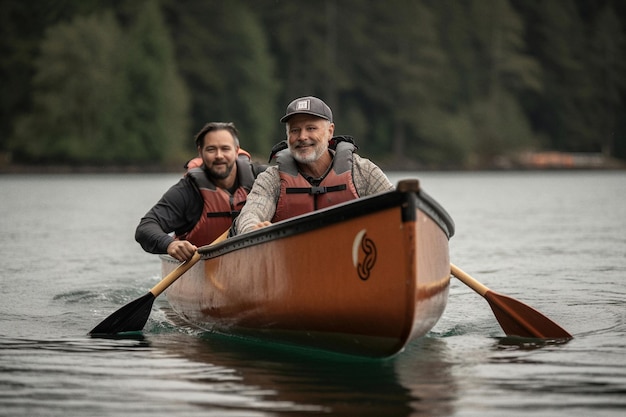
[450,263,489,296]
[150,251,201,297]
[151,229,229,296]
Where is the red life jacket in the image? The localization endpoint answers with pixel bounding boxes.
[178,152,258,246]
[272,139,359,222]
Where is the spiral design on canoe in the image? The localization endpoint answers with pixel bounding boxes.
[357,234,377,281]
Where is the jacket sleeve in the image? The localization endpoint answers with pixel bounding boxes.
[134,177,203,254]
[234,167,281,234]
[352,154,394,196]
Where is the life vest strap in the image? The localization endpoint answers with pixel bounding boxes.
[206,211,241,218]
[286,184,347,195]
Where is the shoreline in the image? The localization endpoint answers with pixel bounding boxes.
[1,151,624,175]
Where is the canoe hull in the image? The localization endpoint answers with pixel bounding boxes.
[163,180,454,357]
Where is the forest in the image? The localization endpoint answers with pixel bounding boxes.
[1,0,625,170]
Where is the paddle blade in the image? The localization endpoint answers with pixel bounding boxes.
[485,290,572,339]
[89,292,156,335]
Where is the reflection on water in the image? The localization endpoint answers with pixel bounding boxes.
[148,326,457,417]
[0,329,457,416]
[394,338,457,416]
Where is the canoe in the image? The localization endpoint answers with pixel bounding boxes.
[162,179,455,358]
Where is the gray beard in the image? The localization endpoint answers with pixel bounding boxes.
[290,143,325,164]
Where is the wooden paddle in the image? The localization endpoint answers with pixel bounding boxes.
[89,231,229,335]
[450,263,572,339]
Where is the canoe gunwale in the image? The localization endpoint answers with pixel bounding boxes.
[198,185,455,260]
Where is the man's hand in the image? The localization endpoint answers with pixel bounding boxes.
[167,240,198,262]
[252,221,272,230]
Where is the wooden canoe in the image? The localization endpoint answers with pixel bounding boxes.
[162,179,455,358]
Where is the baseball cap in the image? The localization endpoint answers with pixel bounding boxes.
[280,96,333,123]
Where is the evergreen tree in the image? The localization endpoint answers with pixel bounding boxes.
[10,2,189,165]
[11,11,126,163]
[122,0,190,164]
[587,4,626,158]
[0,0,102,157]
[341,0,451,166]
[434,0,540,167]
[513,0,592,152]
[162,0,279,156]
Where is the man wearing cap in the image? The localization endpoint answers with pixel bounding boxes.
[235,96,393,234]
[135,122,266,261]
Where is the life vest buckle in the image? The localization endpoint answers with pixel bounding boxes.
[310,186,327,195]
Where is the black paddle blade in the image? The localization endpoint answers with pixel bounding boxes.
[89,292,155,335]
[486,291,572,339]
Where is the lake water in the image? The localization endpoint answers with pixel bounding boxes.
[0,171,624,416]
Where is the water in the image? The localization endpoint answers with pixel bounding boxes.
[0,171,624,416]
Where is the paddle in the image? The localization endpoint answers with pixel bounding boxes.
[89,230,229,335]
[450,263,572,339]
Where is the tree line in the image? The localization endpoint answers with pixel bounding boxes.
[1,0,624,170]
